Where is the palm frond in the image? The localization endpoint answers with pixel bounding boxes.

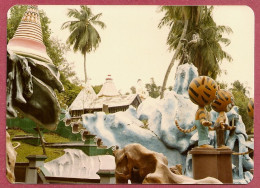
[67,8,81,19]
[91,20,106,29]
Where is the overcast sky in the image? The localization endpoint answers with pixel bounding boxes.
[38,5,254,97]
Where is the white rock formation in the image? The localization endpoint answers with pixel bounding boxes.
[44,149,115,179]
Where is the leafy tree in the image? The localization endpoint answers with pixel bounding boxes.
[216,81,227,90]
[61,6,106,83]
[57,72,82,109]
[230,81,253,134]
[145,78,161,98]
[159,6,232,98]
[158,6,202,98]
[7,5,27,42]
[187,7,232,78]
[93,85,102,94]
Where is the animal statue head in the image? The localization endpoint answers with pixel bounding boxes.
[6,5,63,130]
[211,89,235,112]
[247,98,254,119]
[188,76,218,107]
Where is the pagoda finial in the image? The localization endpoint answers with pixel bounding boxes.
[7,5,52,63]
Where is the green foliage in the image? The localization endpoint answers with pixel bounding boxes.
[145,78,161,98]
[62,6,106,54]
[93,84,102,94]
[7,129,69,162]
[230,81,253,133]
[56,73,82,109]
[141,119,149,129]
[216,81,228,89]
[159,6,232,79]
[7,5,27,42]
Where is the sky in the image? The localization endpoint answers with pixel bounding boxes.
[38,5,254,97]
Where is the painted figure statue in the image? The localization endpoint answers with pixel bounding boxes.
[247,98,254,119]
[175,76,218,148]
[211,89,235,148]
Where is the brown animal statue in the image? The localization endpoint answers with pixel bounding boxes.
[114,143,222,184]
[6,132,17,183]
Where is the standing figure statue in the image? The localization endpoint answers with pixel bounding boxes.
[211,89,235,149]
[247,98,254,119]
[175,76,218,148]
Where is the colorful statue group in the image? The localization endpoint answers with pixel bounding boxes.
[175,76,238,149]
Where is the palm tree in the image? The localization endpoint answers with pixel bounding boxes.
[186,7,232,78]
[61,6,106,83]
[159,6,232,99]
[159,6,201,99]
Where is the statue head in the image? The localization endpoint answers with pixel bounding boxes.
[247,98,254,119]
[211,89,235,112]
[188,76,218,107]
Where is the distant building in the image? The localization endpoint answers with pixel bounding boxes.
[69,75,142,117]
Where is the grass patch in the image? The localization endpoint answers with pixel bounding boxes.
[44,132,70,143]
[7,129,70,163]
[141,119,149,129]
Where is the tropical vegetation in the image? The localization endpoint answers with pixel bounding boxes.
[159,6,233,98]
[230,81,253,134]
[61,5,106,83]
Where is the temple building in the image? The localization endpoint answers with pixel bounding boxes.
[69,75,142,117]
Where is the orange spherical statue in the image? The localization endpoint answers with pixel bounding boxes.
[247,98,254,119]
[211,89,235,112]
[188,76,218,107]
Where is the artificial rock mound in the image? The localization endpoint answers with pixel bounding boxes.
[82,64,253,183]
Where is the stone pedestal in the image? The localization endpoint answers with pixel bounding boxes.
[25,155,47,184]
[97,169,115,184]
[189,148,233,183]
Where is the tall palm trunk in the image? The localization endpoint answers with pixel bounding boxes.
[83,53,87,83]
[160,19,189,99]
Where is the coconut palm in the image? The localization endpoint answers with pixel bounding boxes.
[186,7,232,78]
[159,6,201,99]
[159,6,232,99]
[61,6,106,83]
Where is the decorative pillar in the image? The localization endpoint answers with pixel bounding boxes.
[97,169,115,184]
[25,155,47,184]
